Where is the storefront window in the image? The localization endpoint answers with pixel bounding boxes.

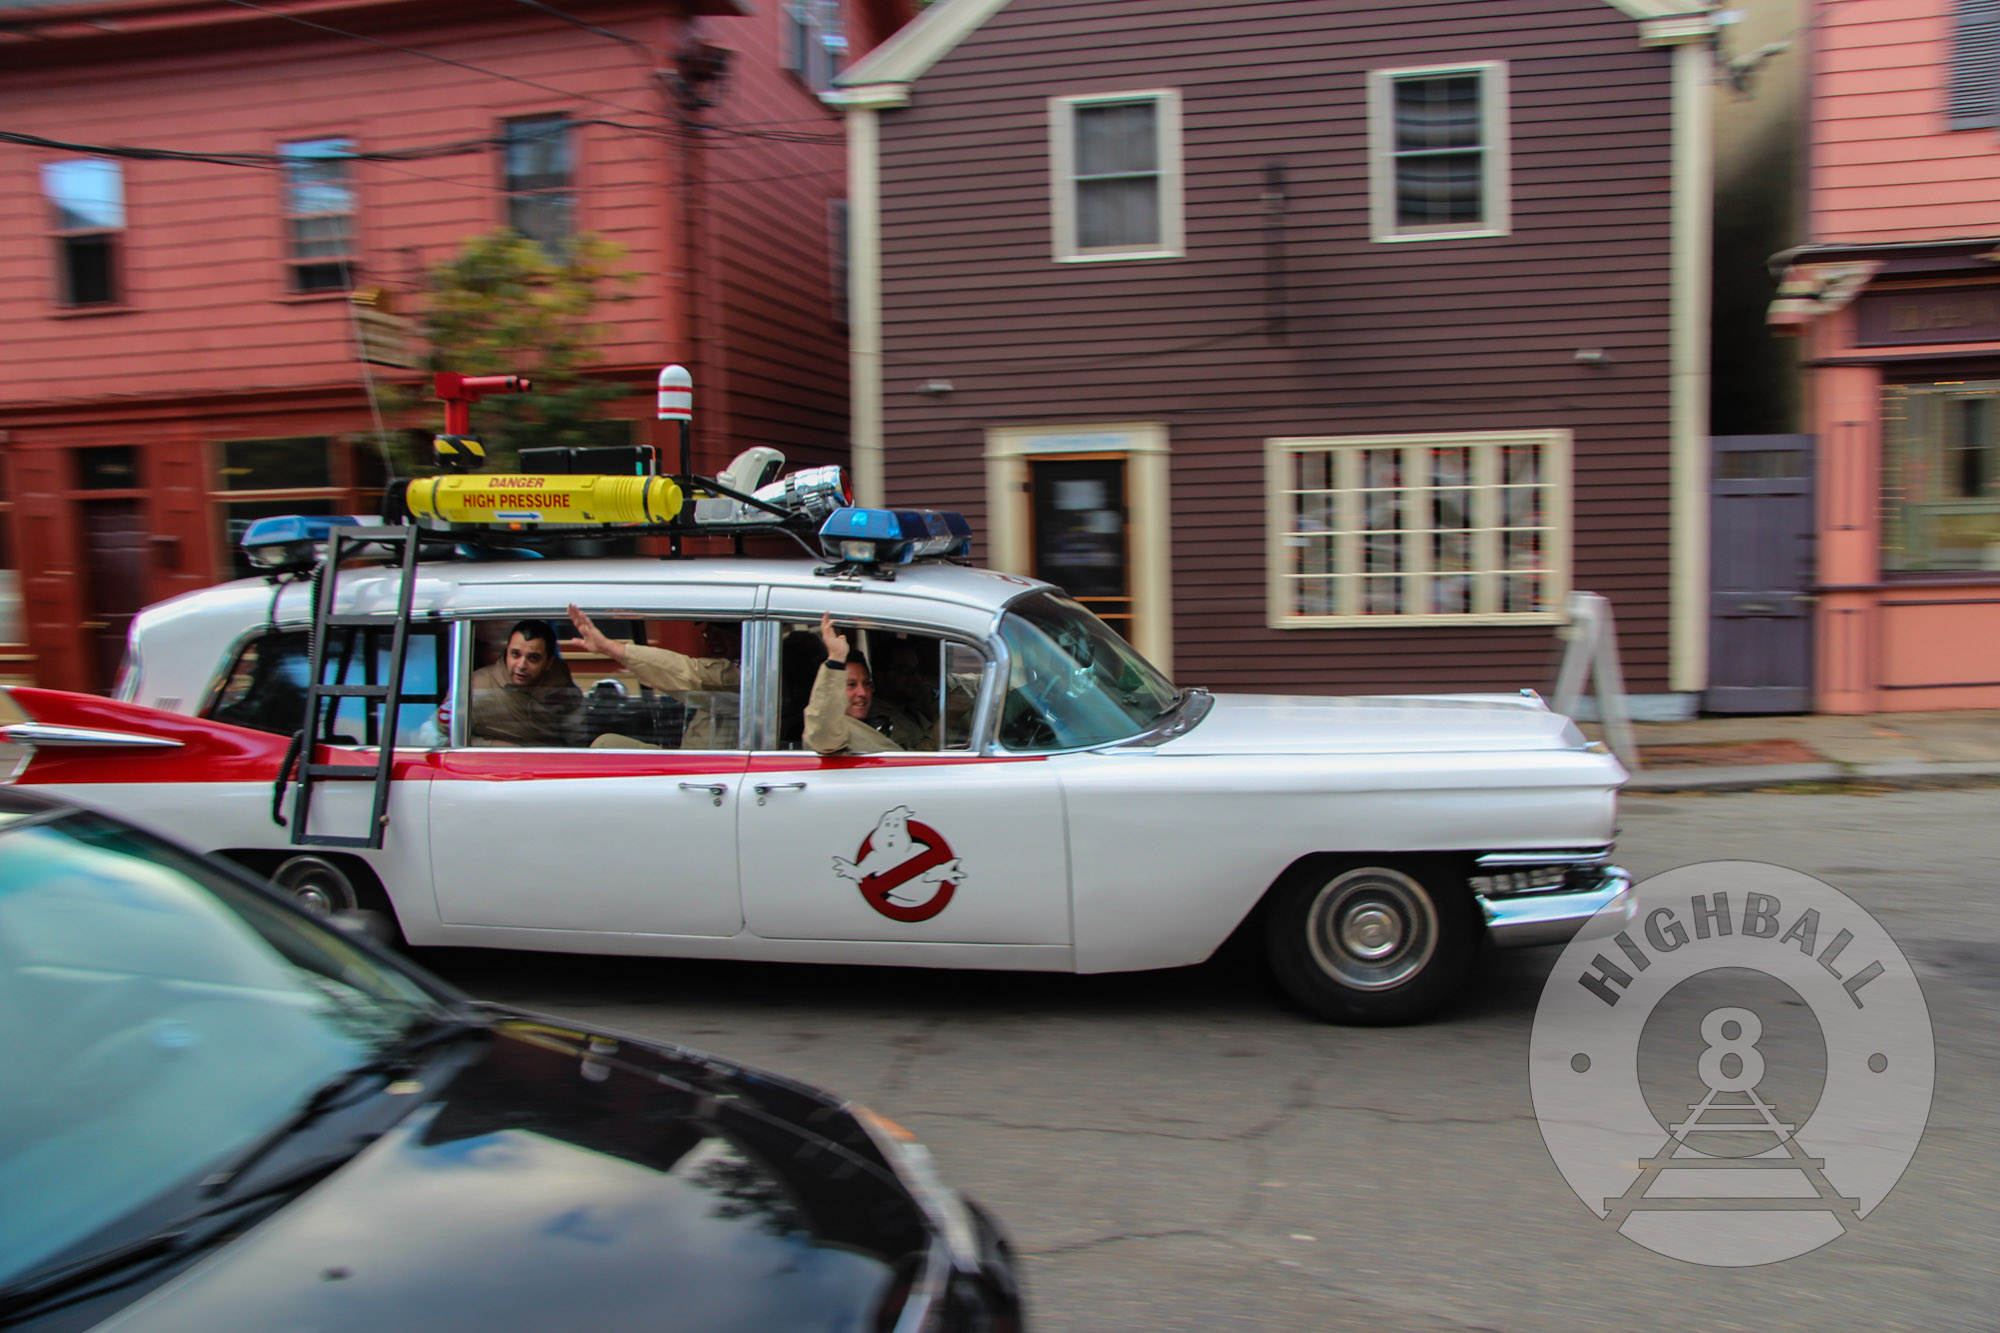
[215,437,387,580]
[1882,382,2000,572]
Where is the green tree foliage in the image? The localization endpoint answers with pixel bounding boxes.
[394,230,635,473]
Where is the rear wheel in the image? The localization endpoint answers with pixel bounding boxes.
[271,854,358,916]
[1264,860,1475,1025]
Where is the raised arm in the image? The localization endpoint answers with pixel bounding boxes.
[565,604,628,667]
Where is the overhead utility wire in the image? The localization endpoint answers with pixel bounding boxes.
[0,123,682,168]
[508,0,651,53]
[221,0,659,122]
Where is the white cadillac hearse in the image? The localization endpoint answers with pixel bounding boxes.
[1,418,1630,1024]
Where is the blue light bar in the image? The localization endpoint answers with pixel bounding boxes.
[240,514,363,572]
[818,508,972,565]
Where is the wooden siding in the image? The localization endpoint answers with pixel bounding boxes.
[0,4,688,403]
[873,0,1679,695]
[0,0,903,689]
[1812,0,2000,243]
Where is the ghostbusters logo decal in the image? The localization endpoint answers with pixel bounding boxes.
[833,806,967,923]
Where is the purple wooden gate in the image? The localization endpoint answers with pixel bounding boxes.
[1706,435,1816,713]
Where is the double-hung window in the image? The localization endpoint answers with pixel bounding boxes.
[43,158,124,307]
[280,138,357,294]
[1267,431,1569,626]
[785,0,846,93]
[1049,90,1184,262]
[503,115,574,254]
[1368,62,1510,242]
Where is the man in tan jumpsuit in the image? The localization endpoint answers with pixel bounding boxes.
[467,619,585,747]
[565,604,739,748]
[805,613,904,756]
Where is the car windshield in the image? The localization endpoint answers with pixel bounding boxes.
[0,806,441,1287]
[996,590,1180,750]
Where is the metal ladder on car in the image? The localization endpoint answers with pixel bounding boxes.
[283,524,422,850]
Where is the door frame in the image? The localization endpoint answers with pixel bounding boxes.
[1026,452,1135,643]
[985,422,1174,674]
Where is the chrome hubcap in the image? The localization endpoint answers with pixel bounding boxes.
[1305,867,1440,991]
[1342,905,1402,959]
[273,856,354,918]
[292,882,337,916]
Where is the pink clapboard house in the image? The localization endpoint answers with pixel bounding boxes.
[1771,0,2000,711]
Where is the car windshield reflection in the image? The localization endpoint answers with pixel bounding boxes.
[997,590,1179,750]
[0,809,439,1288]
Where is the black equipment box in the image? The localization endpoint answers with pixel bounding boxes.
[518,444,659,476]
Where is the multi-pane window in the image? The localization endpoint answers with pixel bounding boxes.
[503,116,573,253]
[785,0,846,93]
[280,138,357,294]
[1267,431,1569,626]
[1368,63,1510,242]
[1882,381,2000,571]
[1049,91,1184,262]
[43,158,125,306]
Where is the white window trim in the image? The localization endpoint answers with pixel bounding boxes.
[1367,60,1512,244]
[1265,429,1570,628]
[1048,89,1185,263]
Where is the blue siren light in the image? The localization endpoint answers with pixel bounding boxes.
[818,508,973,565]
[241,513,364,572]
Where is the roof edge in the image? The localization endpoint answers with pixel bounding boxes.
[834,0,1009,90]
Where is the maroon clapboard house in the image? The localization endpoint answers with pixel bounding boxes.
[0,0,909,694]
[832,0,1719,711]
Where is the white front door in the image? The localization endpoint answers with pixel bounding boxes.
[737,753,1070,945]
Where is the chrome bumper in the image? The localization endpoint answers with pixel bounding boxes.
[1479,866,1634,950]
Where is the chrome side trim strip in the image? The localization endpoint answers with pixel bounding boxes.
[1475,847,1612,869]
[0,723,184,750]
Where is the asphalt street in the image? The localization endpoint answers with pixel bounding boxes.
[423,787,2000,1332]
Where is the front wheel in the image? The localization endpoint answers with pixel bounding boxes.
[1264,861,1476,1025]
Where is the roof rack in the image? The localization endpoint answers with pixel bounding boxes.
[239,365,973,580]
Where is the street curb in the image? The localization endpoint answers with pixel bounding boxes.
[1625,759,2000,793]
[1626,763,1843,792]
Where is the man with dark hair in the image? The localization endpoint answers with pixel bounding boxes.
[870,636,937,750]
[467,619,584,747]
[805,613,904,755]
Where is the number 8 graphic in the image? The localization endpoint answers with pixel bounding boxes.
[1698,1006,1766,1093]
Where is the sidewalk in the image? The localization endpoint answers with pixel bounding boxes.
[1578,709,2000,793]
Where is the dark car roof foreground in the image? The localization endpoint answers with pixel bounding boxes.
[0,789,1020,1333]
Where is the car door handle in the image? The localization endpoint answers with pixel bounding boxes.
[752,781,807,805]
[679,782,728,807]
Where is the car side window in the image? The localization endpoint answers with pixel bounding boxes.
[207,628,444,747]
[462,616,744,750]
[317,626,447,747]
[208,632,310,737]
[774,618,978,753]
